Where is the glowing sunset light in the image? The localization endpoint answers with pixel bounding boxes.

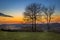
[0,0,60,24]
[0,15,60,24]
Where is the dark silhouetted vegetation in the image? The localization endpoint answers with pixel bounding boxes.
[23,3,43,32]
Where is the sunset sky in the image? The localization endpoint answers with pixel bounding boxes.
[0,0,60,24]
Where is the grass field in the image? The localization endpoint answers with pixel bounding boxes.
[0,31,60,40]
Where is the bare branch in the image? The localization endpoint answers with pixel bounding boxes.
[23,3,42,32]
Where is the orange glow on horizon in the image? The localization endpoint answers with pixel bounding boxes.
[0,16,24,24]
[0,16,60,24]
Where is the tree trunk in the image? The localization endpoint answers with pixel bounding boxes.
[32,19,34,32]
[48,16,51,31]
[34,17,36,32]
[49,16,51,23]
[47,16,50,32]
[47,16,51,32]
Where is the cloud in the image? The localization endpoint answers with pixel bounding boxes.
[0,13,13,17]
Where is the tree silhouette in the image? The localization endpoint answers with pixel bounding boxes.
[43,6,55,31]
[23,3,42,32]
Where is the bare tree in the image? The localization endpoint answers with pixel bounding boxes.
[23,12,31,24]
[43,6,55,31]
[23,3,42,32]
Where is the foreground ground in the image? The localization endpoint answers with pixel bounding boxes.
[0,31,60,40]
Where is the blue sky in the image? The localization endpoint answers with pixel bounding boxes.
[0,0,60,17]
